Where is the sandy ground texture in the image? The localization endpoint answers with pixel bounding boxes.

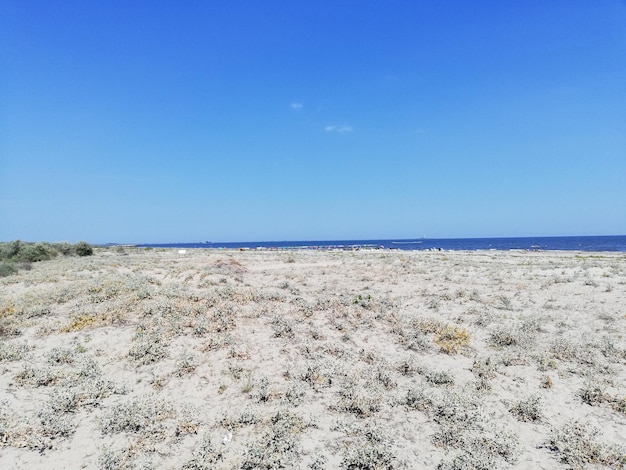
[1,247,625,469]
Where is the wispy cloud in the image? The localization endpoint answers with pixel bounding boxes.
[325,125,353,134]
[290,102,303,110]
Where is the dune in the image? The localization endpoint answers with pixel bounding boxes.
[1,247,625,469]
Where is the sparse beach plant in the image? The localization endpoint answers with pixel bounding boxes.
[546,420,626,468]
[100,395,173,435]
[240,409,304,469]
[489,325,521,347]
[405,386,433,411]
[128,330,167,365]
[430,389,482,426]
[252,376,273,402]
[241,370,255,394]
[494,295,513,310]
[174,352,197,377]
[396,357,421,376]
[271,314,295,338]
[335,379,384,417]
[611,396,626,414]
[14,365,62,387]
[437,451,496,470]
[37,402,76,439]
[309,454,328,470]
[579,381,609,406]
[412,316,443,334]
[426,369,455,386]
[98,446,131,470]
[540,375,553,389]
[283,382,306,407]
[376,365,397,389]
[434,324,471,354]
[434,422,519,466]
[47,346,76,365]
[61,313,99,332]
[340,427,395,469]
[0,341,31,361]
[300,360,334,389]
[550,338,579,361]
[182,433,223,469]
[509,395,542,422]
[471,356,497,380]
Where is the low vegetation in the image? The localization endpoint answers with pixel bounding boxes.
[0,240,94,277]
[1,247,625,468]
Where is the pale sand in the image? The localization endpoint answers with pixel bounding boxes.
[1,248,625,469]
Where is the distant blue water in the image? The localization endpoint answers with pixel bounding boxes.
[137,235,626,252]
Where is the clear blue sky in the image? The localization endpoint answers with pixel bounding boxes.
[2,1,625,243]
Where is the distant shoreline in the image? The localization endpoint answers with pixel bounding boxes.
[108,235,626,252]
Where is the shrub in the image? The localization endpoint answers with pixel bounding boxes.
[271,315,295,338]
[75,241,94,257]
[47,347,76,365]
[431,390,482,426]
[299,361,334,390]
[240,410,304,469]
[182,433,223,469]
[38,405,76,439]
[437,451,496,470]
[0,240,22,260]
[14,366,62,387]
[405,387,432,411]
[100,395,173,434]
[471,357,497,381]
[426,370,455,386]
[611,396,626,414]
[98,447,135,470]
[579,382,609,406]
[0,239,93,267]
[0,261,17,277]
[0,341,31,361]
[546,420,626,468]
[174,352,197,377]
[509,395,542,422]
[335,380,383,417]
[53,242,74,256]
[341,432,395,469]
[16,243,57,262]
[129,330,167,365]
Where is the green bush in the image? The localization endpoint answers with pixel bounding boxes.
[0,240,93,276]
[0,241,57,262]
[75,241,93,257]
[0,240,23,260]
[18,243,57,262]
[53,242,74,256]
[0,261,17,277]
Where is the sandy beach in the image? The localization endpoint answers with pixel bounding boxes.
[1,248,625,469]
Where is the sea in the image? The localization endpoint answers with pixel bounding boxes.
[136,235,626,252]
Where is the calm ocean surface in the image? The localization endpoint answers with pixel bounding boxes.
[138,235,626,252]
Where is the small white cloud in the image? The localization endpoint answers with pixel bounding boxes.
[325,125,352,134]
[290,102,303,109]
